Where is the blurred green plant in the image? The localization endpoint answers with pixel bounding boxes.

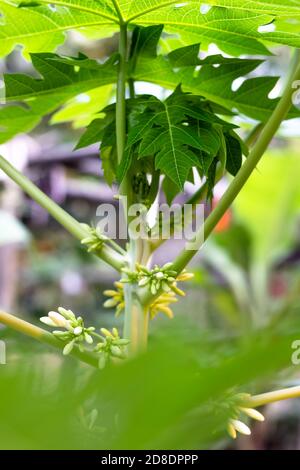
[1,317,300,450]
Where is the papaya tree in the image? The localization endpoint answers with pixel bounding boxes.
[1,0,300,440]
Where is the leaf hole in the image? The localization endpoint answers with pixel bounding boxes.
[268,81,281,99]
[200,4,211,15]
[75,94,91,104]
[258,22,276,33]
[231,77,246,92]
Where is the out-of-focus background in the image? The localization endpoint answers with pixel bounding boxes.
[1,33,300,450]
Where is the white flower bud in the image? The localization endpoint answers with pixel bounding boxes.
[116,338,130,346]
[57,307,76,321]
[227,422,237,439]
[162,262,173,270]
[74,326,83,336]
[231,419,251,436]
[155,271,164,279]
[239,407,265,422]
[53,331,69,338]
[103,298,119,308]
[40,316,56,327]
[100,328,114,338]
[84,332,93,344]
[48,311,68,328]
[63,340,75,355]
[150,283,157,295]
[110,345,123,358]
[138,277,149,287]
[112,328,119,338]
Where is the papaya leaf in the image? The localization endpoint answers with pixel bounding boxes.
[133,46,300,122]
[225,132,243,176]
[123,88,234,189]
[0,53,117,142]
[2,0,300,60]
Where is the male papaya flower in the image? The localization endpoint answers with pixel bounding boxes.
[227,393,265,439]
[136,265,194,297]
[40,309,71,328]
[103,281,125,317]
[149,292,178,319]
[40,307,95,355]
[40,308,129,367]
[121,263,194,296]
[94,327,130,369]
[80,223,107,253]
[135,262,177,295]
[104,269,194,319]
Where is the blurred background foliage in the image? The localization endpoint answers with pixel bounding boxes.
[1,32,300,449]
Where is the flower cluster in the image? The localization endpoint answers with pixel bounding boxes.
[80,223,107,253]
[122,262,194,296]
[94,327,130,369]
[103,281,125,317]
[135,263,178,295]
[40,307,95,355]
[227,393,265,439]
[40,308,129,368]
[149,292,178,319]
[103,269,194,319]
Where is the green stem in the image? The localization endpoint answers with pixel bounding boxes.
[90,331,104,341]
[116,22,127,165]
[123,236,149,353]
[128,78,135,99]
[113,20,149,351]
[106,237,127,256]
[111,0,124,23]
[171,50,300,274]
[0,310,98,368]
[0,155,124,272]
[244,122,264,147]
[245,386,300,408]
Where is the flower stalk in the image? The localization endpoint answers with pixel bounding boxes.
[0,310,98,367]
[245,385,300,408]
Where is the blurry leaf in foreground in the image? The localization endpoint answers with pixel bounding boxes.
[0,316,299,449]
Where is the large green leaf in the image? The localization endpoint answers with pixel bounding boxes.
[0,2,116,57]
[0,104,41,143]
[2,41,299,143]
[4,53,117,101]
[18,0,118,20]
[2,0,300,57]
[141,6,271,56]
[207,0,300,17]
[0,53,117,142]
[122,88,236,189]
[51,85,114,128]
[133,47,300,122]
